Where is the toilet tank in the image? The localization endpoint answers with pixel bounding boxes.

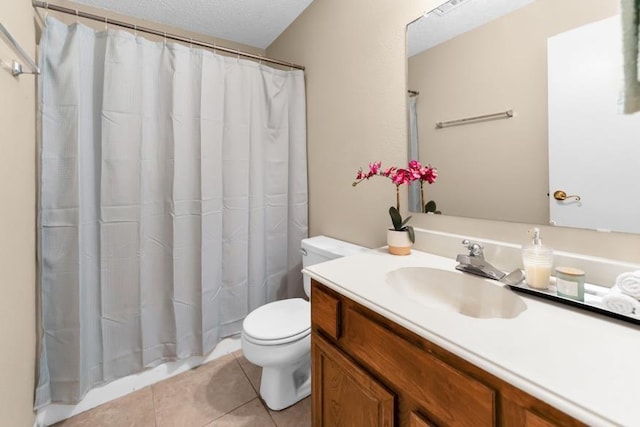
[301,236,368,297]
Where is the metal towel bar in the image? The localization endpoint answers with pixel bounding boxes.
[436,109,513,129]
[0,21,40,76]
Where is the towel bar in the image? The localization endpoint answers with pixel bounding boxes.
[0,21,40,76]
[436,109,513,129]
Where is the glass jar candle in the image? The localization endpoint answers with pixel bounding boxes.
[555,266,585,301]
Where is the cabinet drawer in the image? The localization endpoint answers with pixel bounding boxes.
[311,281,341,340]
[344,307,495,426]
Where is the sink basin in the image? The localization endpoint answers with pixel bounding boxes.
[385,267,527,319]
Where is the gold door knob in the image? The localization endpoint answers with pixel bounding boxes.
[553,190,581,201]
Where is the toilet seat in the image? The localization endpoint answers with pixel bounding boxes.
[242,298,310,346]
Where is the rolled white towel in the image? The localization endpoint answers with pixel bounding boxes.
[615,271,640,299]
[602,290,640,318]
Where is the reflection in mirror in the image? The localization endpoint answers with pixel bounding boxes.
[407,0,640,234]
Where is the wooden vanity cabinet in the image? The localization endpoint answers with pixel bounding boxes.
[310,280,585,427]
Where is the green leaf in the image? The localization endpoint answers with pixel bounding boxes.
[425,200,442,215]
[389,206,402,230]
[401,215,412,228]
[425,200,437,213]
[406,225,415,243]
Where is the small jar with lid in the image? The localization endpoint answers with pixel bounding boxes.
[555,266,585,301]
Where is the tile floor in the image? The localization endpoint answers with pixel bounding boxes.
[53,350,311,427]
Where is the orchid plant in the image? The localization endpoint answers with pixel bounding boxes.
[408,160,440,214]
[352,160,438,243]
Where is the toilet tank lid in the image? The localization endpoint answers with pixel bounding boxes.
[301,235,369,259]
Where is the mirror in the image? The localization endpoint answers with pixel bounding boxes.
[407,0,640,234]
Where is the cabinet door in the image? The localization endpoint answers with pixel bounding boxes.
[312,334,395,426]
[501,397,585,427]
[343,307,495,426]
[524,410,560,427]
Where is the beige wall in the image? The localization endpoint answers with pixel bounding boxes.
[268,0,640,263]
[0,0,37,425]
[267,0,429,247]
[408,0,617,225]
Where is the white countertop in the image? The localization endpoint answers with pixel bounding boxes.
[303,248,640,427]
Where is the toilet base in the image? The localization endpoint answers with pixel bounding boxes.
[260,355,311,411]
[241,332,311,411]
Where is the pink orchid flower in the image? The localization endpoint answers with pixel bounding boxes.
[368,161,381,176]
[408,160,421,170]
[382,166,397,177]
[353,161,384,186]
[420,166,438,184]
[353,160,437,216]
[391,168,412,185]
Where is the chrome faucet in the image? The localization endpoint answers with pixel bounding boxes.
[455,239,506,281]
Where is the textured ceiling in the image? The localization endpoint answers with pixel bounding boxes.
[408,0,534,57]
[71,0,314,49]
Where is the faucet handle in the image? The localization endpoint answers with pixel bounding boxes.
[461,239,484,257]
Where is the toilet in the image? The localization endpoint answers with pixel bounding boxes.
[241,235,368,410]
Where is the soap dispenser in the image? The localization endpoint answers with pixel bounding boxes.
[521,228,553,289]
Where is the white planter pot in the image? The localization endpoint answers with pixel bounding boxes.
[387,229,412,256]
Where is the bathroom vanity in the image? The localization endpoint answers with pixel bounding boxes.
[304,248,640,426]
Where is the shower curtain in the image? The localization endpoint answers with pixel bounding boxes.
[408,96,421,212]
[35,17,308,407]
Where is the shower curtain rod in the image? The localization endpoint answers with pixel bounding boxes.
[32,0,305,71]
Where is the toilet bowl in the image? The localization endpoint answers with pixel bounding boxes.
[240,236,368,410]
[241,298,311,411]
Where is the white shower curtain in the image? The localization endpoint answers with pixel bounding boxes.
[35,17,308,407]
[408,96,421,212]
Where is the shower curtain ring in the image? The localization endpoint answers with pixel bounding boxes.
[133,24,137,37]
[104,17,108,30]
[75,9,79,23]
[189,37,193,48]
[44,2,49,21]
[164,32,167,45]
